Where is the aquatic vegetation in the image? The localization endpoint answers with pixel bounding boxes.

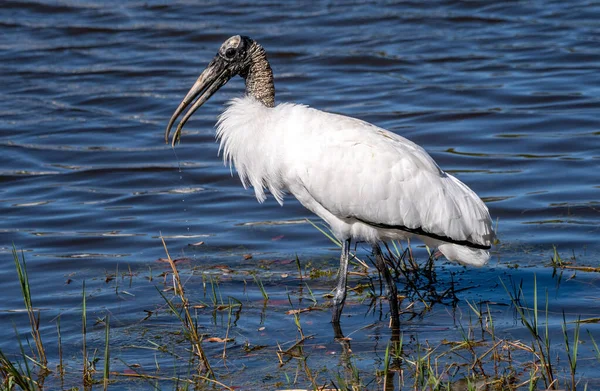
[157,236,213,379]
[1,243,598,390]
[12,246,46,370]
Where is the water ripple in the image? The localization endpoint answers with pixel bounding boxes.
[0,0,598,305]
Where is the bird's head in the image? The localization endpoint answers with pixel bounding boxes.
[165,35,260,146]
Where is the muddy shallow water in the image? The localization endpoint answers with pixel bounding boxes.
[1,0,599,389]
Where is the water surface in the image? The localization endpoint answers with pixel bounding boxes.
[1,0,599,389]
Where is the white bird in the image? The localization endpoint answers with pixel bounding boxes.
[165,35,496,327]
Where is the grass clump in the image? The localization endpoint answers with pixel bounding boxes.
[1,243,236,390]
[13,246,47,370]
[1,240,598,390]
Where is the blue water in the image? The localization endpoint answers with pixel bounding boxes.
[1,1,599,389]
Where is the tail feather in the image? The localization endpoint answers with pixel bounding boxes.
[437,242,490,267]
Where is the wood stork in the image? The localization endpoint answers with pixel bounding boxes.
[165,35,496,326]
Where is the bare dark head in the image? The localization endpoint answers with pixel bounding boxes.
[217,35,254,74]
[165,35,274,146]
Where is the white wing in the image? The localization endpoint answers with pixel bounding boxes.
[216,97,495,250]
[280,105,495,248]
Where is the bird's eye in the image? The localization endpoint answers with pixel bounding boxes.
[225,48,236,59]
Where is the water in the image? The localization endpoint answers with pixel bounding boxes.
[1,1,599,389]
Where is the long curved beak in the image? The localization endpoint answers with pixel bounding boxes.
[165,57,232,147]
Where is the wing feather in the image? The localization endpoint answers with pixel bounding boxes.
[281,106,494,248]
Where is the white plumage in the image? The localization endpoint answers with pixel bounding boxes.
[165,35,496,326]
[217,96,494,266]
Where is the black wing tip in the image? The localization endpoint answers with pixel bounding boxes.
[354,218,491,250]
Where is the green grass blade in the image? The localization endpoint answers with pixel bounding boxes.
[104,314,110,390]
[306,219,341,246]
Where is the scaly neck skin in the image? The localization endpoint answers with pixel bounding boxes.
[241,42,275,107]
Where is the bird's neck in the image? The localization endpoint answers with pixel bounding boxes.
[241,42,275,108]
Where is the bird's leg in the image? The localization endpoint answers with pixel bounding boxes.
[331,238,351,325]
[373,244,400,331]
[331,320,345,339]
